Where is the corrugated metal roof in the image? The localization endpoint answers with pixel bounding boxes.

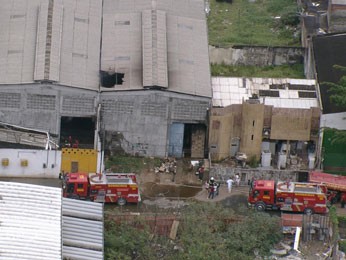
[0,182,62,260]
[0,0,102,89]
[101,0,211,97]
[212,77,318,109]
[62,198,104,260]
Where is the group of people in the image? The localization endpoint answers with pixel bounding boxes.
[204,174,241,199]
[204,177,220,199]
[63,136,79,148]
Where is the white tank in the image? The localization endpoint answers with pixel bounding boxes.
[261,151,271,167]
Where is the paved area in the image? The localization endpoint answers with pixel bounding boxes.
[194,184,249,202]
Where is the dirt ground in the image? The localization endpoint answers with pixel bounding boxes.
[135,166,346,260]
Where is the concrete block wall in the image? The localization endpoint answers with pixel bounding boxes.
[0,84,97,135]
[100,90,210,157]
[209,45,304,67]
[0,84,210,158]
[191,128,205,158]
[210,166,299,185]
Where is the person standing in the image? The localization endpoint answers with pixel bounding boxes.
[226,177,234,193]
[204,181,210,199]
[198,166,205,181]
[235,174,240,187]
[208,177,216,199]
[208,184,215,199]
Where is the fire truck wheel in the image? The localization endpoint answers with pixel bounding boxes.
[255,202,266,212]
[117,198,127,206]
[304,208,313,215]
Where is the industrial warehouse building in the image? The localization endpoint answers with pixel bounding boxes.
[0,0,211,159]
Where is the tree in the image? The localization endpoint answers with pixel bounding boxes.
[323,65,346,144]
[325,65,346,109]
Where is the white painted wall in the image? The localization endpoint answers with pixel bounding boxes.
[0,149,61,178]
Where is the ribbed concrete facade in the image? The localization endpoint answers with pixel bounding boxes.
[0,0,211,158]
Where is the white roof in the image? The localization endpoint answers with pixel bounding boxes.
[0,182,62,260]
[321,112,346,130]
[212,77,319,109]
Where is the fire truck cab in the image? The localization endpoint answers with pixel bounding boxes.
[63,172,141,206]
[63,172,89,199]
[248,180,328,215]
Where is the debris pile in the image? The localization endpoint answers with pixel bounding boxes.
[154,157,177,174]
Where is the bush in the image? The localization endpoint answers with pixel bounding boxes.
[249,155,258,168]
[104,203,283,259]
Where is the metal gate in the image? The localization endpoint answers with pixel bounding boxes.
[168,123,184,158]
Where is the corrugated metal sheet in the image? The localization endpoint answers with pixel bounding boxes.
[212,77,318,109]
[0,182,62,260]
[142,9,168,88]
[62,198,104,260]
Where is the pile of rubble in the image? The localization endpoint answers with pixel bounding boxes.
[154,157,177,174]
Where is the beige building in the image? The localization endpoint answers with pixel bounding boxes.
[209,77,320,170]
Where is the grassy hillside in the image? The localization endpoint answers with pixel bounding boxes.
[207,0,300,47]
[211,63,305,78]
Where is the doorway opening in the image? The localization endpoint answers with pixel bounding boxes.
[60,117,95,149]
[168,123,207,158]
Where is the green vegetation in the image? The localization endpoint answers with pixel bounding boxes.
[208,0,300,47]
[322,129,346,175]
[104,202,282,259]
[324,65,346,109]
[105,155,161,173]
[211,63,304,78]
[248,155,259,168]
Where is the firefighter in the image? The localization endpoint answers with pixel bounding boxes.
[208,177,216,199]
[198,166,205,181]
[214,181,220,196]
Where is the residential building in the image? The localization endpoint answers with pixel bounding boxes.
[209,77,320,170]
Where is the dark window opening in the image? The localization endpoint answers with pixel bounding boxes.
[60,117,95,149]
[277,197,284,202]
[259,90,280,97]
[67,183,75,193]
[298,91,317,98]
[100,70,124,87]
[253,120,255,127]
[251,135,254,140]
[183,124,207,158]
[289,84,315,91]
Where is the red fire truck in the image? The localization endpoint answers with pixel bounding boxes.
[248,180,328,214]
[62,172,141,206]
[309,171,346,207]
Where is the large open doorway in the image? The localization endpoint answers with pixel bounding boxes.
[168,123,207,158]
[60,117,96,149]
